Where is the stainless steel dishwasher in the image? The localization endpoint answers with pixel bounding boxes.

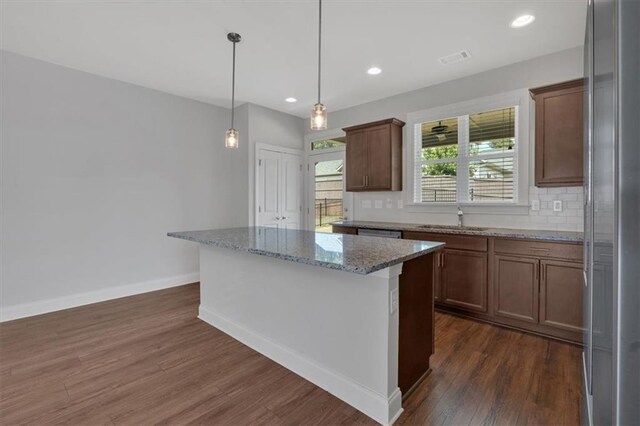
[357,228,402,239]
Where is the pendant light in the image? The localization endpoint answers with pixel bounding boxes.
[310,0,327,130]
[225,32,241,149]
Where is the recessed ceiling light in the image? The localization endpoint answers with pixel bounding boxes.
[367,67,382,75]
[510,14,535,28]
[285,97,297,103]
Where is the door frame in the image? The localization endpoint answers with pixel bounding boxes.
[255,143,303,227]
[304,129,353,231]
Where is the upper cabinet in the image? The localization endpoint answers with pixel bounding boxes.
[343,118,405,192]
[530,79,585,187]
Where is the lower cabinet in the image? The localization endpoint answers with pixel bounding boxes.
[440,249,488,313]
[494,255,539,323]
[539,259,584,333]
[404,231,488,312]
[333,226,584,344]
[492,248,584,343]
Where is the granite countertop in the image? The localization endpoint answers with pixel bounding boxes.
[168,227,445,275]
[333,220,583,243]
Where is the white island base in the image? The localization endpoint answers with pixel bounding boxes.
[198,245,404,425]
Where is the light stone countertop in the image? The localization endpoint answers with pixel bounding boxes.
[333,220,583,243]
[168,227,445,275]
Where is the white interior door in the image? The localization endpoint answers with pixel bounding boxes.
[279,152,302,229]
[256,148,302,229]
[257,149,281,228]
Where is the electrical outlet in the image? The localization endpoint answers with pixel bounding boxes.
[553,200,563,212]
[374,200,383,209]
[390,288,399,314]
[397,199,403,209]
[362,200,372,209]
[531,199,540,211]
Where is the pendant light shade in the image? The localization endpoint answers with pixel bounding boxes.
[310,0,327,130]
[225,129,239,149]
[311,103,327,130]
[225,32,241,149]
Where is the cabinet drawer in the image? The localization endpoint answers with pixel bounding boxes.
[332,225,357,235]
[403,231,488,252]
[494,239,582,261]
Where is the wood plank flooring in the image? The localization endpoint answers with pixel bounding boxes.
[0,283,583,425]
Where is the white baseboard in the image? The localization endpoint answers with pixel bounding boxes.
[199,306,403,426]
[0,272,199,322]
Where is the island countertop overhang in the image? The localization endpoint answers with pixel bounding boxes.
[168,227,444,275]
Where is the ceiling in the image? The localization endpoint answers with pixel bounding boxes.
[0,0,587,118]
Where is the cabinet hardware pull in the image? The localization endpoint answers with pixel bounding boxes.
[275,217,281,220]
[282,216,287,220]
[362,175,366,187]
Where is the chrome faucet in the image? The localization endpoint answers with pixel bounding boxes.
[457,206,464,228]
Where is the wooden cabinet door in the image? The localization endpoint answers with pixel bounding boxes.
[365,124,392,190]
[494,255,539,323]
[441,249,488,312]
[343,118,404,192]
[532,79,584,187]
[540,260,584,333]
[345,129,368,191]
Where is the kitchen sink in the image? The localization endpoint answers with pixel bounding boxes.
[415,224,488,232]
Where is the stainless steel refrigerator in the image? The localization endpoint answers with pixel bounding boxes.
[583,0,639,424]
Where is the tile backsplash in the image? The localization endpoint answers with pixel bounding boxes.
[527,186,584,231]
[350,186,584,232]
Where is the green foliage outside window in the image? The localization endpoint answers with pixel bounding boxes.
[312,139,345,150]
[422,138,513,177]
[422,145,458,176]
[421,145,480,176]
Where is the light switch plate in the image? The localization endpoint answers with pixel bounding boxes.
[397,199,403,209]
[553,200,563,212]
[386,198,393,209]
[531,199,540,211]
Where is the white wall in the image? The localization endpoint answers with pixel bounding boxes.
[304,47,584,231]
[0,51,249,320]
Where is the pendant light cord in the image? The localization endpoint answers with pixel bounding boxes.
[317,0,322,104]
[231,39,236,129]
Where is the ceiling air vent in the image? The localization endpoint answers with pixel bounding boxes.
[438,50,472,65]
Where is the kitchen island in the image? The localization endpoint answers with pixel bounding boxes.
[168,227,444,425]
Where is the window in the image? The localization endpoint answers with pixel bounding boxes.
[311,137,345,150]
[414,106,517,203]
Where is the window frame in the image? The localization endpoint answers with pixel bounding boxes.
[406,89,531,210]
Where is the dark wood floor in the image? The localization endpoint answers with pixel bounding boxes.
[0,283,583,425]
